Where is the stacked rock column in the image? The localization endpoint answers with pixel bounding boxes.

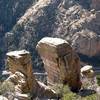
[6,50,39,94]
[6,50,57,99]
[37,37,82,92]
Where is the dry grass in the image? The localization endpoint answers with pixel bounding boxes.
[52,74,100,100]
[0,81,15,95]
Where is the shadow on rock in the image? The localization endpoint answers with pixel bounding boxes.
[78,89,96,97]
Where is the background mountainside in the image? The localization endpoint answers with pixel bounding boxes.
[0,0,100,71]
[0,0,37,68]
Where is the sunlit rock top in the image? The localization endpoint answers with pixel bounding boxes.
[6,50,30,58]
[81,65,93,72]
[38,37,69,46]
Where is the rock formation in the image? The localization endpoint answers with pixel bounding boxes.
[5,50,57,99]
[81,65,95,78]
[37,37,82,92]
[3,0,100,71]
[0,0,37,67]
[81,65,96,90]
[6,50,37,93]
[0,0,99,75]
[71,30,100,57]
[91,0,100,10]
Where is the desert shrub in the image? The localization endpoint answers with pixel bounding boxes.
[51,84,64,94]
[62,87,99,100]
[0,81,15,95]
[96,75,100,86]
[52,84,100,100]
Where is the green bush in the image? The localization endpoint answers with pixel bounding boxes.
[96,75,100,86]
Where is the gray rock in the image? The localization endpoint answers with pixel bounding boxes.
[0,95,8,100]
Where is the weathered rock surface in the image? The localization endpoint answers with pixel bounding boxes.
[53,4,100,58]
[6,50,37,93]
[81,65,95,78]
[37,81,57,98]
[0,0,37,67]
[0,0,36,33]
[6,50,57,99]
[0,0,99,71]
[71,30,100,57]
[0,95,8,100]
[91,0,100,10]
[3,0,100,70]
[37,37,81,92]
[80,65,98,91]
[15,93,30,100]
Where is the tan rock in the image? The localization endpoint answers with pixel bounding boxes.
[6,50,38,93]
[15,93,30,100]
[37,37,81,92]
[81,65,95,78]
[37,81,57,98]
[6,71,28,93]
[6,50,57,99]
[81,65,96,89]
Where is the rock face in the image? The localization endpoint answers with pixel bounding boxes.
[6,50,57,99]
[0,0,99,70]
[6,50,38,94]
[0,0,37,67]
[53,4,100,57]
[3,0,100,71]
[0,0,36,34]
[91,0,100,10]
[81,65,95,78]
[81,65,96,90]
[37,37,81,92]
[71,30,100,57]
[0,96,8,100]
[5,0,59,69]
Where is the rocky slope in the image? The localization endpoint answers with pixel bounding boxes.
[0,0,100,70]
[0,0,37,33]
[0,0,37,68]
